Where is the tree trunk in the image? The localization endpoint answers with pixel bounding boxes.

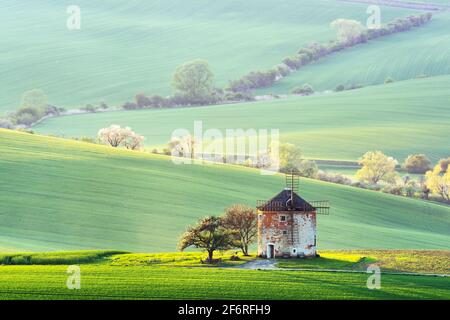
[207,250,214,263]
[242,244,249,256]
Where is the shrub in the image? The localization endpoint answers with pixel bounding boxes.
[438,157,450,173]
[224,92,254,102]
[148,95,167,108]
[122,102,140,110]
[81,104,97,113]
[0,118,14,129]
[382,185,404,196]
[317,171,352,185]
[78,136,97,144]
[403,154,431,174]
[275,64,290,77]
[135,93,152,108]
[297,160,318,178]
[291,84,314,96]
[335,84,346,92]
[283,55,302,70]
[13,107,43,126]
[384,77,395,84]
[43,105,62,116]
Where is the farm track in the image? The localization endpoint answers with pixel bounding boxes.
[233,259,450,277]
[339,0,450,11]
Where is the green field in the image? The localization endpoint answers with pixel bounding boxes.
[262,12,450,94]
[2,265,448,300]
[0,250,448,300]
[35,76,450,162]
[1,129,449,252]
[0,0,411,113]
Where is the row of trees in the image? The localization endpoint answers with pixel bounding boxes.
[0,89,65,128]
[239,143,448,203]
[227,13,433,93]
[353,152,449,202]
[122,60,255,111]
[178,205,257,262]
[0,89,113,130]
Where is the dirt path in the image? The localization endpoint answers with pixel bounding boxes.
[339,0,450,11]
[234,259,450,277]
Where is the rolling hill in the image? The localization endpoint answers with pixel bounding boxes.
[263,11,450,94]
[1,129,449,252]
[0,0,412,113]
[34,75,450,162]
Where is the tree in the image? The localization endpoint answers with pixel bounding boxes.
[356,151,398,184]
[21,89,48,110]
[425,165,450,201]
[384,76,395,84]
[330,19,365,44]
[98,125,143,149]
[178,216,235,263]
[135,93,151,108]
[172,59,214,99]
[278,143,302,173]
[291,84,314,96]
[0,118,14,129]
[168,135,195,159]
[222,205,257,256]
[438,157,450,173]
[402,154,431,174]
[298,160,319,178]
[123,131,145,150]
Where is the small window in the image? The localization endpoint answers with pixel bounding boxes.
[282,230,288,235]
[280,215,286,222]
[293,248,297,253]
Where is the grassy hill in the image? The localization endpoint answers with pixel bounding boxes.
[34,75,450,162]
[1,129,449,252]
[262,11,450,94]
[0,0,411,113]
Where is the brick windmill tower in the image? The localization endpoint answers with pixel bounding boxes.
[256,173,329,258]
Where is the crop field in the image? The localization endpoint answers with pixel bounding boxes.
[262,12,450,93]
[277,250,450,274]
[0,250,448,300]
[1,129,449,252]
[1,265,449,300]
[0,0,411,114]
[35,75,450,162]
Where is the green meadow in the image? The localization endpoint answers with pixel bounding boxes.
[0,250,448,300]
[1,265,448,300]
[35,75,450,162]
[1,129,449,252]
[0,0,411,113]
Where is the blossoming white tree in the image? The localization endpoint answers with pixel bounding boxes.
[98,125,144,150]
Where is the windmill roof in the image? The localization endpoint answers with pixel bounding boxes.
[257,189,315,212]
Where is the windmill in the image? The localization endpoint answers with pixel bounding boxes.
[256,171,330,258]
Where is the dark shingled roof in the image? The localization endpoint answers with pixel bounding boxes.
[257,189,316,212]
